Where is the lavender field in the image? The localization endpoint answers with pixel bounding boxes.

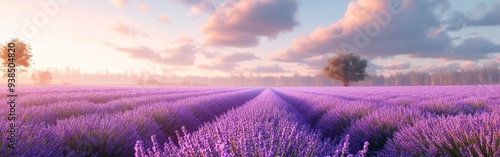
[1,86,500,157]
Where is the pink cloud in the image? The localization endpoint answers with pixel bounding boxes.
[302,55,328,67]
[413,61,478,72]
[109,36,199,66]
[190,6,203,15]
[197,52,259,72]
[158,14,172,23]
[139,4,150,12]
[215,52,259,64]
[201,0,299,47]
[413,63,460,73]
[109,22,149,38]
[110,0,127,8]
[170,0,216,13]
[113,45,197,66]
[115,46,158,60]
[382,62,411,70]
[251,64,286,73]
[273,0,453,62]
[460,61,478,70]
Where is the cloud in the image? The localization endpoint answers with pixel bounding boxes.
[158,14,172,23]
[170,0,216,14]
[382,61,410,70]
[174,34,220,59]
[110,0,127,8]
[413,62,461,73]
[459,61,478,70]
[252,64,286,73]
[484,55,500,67]
[139,4,150,12]
[385,61,484,74]
[160,44,198,65]
[109,36,199,66]
[443,37,500,60]
[189,6,203,15]
[302,55,328,67]
[175,34,194,43]
[366,61,382,74]
[109,22,149,38]
[202,0,299,47]
[413,61,478,72]
[273,0,455,62]
[446,1,500,31]
[197,62,237,72]
[215,52,259,63]
[196,52,259,72]
[115,46,158,60]
[114,45,196,66]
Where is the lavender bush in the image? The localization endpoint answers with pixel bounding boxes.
[135,89,369,156]
[316,100,374,141]
[16,88,239,125]
[344,106,425,154]
[54,88,262,156]
[0,120,63,157]
[380,113,500,156]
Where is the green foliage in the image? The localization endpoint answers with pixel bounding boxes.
[322,53,368,86]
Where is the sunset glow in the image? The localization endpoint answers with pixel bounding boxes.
[1,0,500,82]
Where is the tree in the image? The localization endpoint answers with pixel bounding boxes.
[322,53,368,87]
[31,70,53,85]
[0,38,33,76]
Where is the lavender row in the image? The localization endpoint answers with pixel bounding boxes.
[288,86,500,103]
[14,88,243,125]
[276,86,500,156]
[58,88,263,156]
[274,88,391,154]
[273,88,378,137]
[278,86,497,117]
[135,89,369,157]
[274,88,416,154]
[0,86,132,96]
[1,88,262,156]
[380,113,500,156]
[8,87,211,107]
[8,88,262,156]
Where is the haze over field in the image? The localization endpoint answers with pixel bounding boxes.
[2,0,500,84]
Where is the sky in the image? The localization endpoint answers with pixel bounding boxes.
[1,0,500,77]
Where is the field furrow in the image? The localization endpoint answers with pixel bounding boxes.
[1,88,263,156]
[12,88,245,125]
[135,88,368,156]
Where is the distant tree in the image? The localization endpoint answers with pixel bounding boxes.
[146,78,160,85]
[0,38,33,77]
[322,53,368,87]
[31,70,53,85]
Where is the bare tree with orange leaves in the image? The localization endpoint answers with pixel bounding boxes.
[0,38,33,77]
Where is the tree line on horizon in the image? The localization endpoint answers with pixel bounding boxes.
[126,64,499,87]
[8,61,500,87]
